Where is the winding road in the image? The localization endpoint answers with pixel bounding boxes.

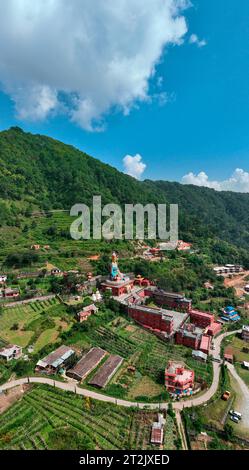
[0,329,241,411]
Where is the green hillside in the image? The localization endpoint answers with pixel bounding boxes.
[0,126,249,252]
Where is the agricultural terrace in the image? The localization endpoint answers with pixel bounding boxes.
[0,298,71,350]
[0,212,132,272]
[69,315,213,401]
[0,385,179,450]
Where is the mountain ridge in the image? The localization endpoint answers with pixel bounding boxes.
[0,126,249,249]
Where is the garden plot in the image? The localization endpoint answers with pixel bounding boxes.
[0,305,41,347]
[0,385,179,450]
[0,298,69,349]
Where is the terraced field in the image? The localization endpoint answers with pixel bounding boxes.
[86,326,137,358]
[0,385,178,450]
[0,297,68,349]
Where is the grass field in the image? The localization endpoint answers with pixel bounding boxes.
[0,385,178,450]
[222,334,249,363]
[0,298,71,349]
[235,364,249,388]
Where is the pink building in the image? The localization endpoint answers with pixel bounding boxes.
[165,361,194,395]
[190,310,214,328]
[206,322,221,337]
[77,304,98,322]
[199,335,211,355]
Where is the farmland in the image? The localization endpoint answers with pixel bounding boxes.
[0,296,213,403]
[0,212,132,273]
[76,316,213,401]
[0,298,71,350]
[0,385,179,450]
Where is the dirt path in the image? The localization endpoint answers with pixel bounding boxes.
[3,294,56,308]
[224,271,249,297]
[175,410,188,450]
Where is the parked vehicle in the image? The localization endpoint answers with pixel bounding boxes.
[232,411,242,420]
[222,390,231,401]
[212,357,221,363]
[230,415,239,424]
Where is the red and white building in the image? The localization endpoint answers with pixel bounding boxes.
[77,304,98,322]
[165,361,194,395]
[101,277,134,297]
[177,240,192,252]
[4,288,20,298]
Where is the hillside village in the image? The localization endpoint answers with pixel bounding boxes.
[1,242,249,450]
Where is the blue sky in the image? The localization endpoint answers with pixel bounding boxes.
[0,0,249,190]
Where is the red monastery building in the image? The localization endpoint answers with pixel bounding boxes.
[128,304,174,336]
[189,310,214,328]
[145,287,192,312]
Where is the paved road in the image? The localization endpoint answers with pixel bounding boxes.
[226,361,249,431]
[0,330,241,411]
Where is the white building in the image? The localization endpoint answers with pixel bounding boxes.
[213,264,243,275]
[0,345,22,362]
[242,325,249,342]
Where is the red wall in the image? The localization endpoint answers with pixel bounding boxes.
[128,306,173,334]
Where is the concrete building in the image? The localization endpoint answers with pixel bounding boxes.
[4,288,20,298]
[213,264,243,275]
[0,345,22,362]
[206,322,222,337]
[241,325,249,342]
[101,277,134,297]
[165,361,194,395]
[199,335,211,355]
[224,353,233,364]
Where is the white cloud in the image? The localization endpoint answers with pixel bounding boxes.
[123,154,147,179]
[10,85,58,121]
[182,168,249,193]
[189,33,207,48]
[0,0,190,131]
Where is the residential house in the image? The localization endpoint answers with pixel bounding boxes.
[0,345,22,362]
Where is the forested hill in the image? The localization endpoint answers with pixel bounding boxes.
[1,126,249,249]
